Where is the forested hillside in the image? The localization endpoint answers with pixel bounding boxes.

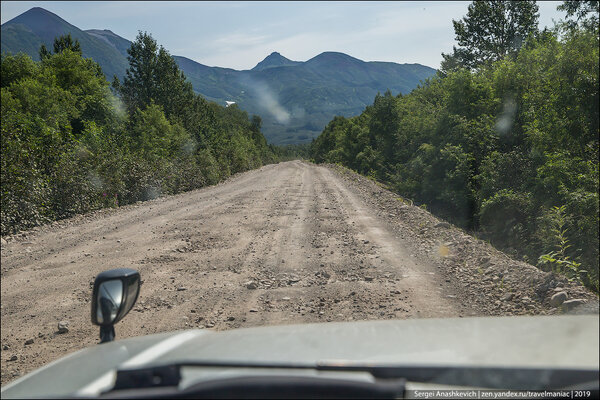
[1,32,275,236]
[173,51,437,145]
[2,7,436,145]
[311,1,599,292]
[0,7,128,80]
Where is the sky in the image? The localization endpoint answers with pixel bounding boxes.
[1,1,566,70]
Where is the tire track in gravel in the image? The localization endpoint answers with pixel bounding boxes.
[318,167,460,318]
[0,165,287,326]
[2,163,281,274]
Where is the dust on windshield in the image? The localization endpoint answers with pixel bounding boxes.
[0,0,598,385]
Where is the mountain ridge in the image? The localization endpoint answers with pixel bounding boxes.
[1,7,437,144]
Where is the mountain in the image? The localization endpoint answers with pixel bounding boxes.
[1,7,437,145]
[1,7,128,80]
[84,29,131,58]
[252,51,301,71]
[186,52,436,144]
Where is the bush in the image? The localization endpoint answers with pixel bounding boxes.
[1,44,275,236]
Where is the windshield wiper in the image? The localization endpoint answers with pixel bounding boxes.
[105,368,404,399]
[106,360,598,394]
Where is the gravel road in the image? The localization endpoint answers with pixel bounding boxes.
[1,161,596,384]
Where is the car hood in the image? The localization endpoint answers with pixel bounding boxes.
[1,315,599,398]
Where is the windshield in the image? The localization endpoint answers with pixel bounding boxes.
[1,0,598,392]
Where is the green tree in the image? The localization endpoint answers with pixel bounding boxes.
[113,31,193,120]
[558,1,599,31]
[311,16,598,292]
[479,189,532,252]
[441,1,539,72]
[38,34,82,60]
[2,35,275,237]
[53,34,81,54]
[368,91,400,173]
[310,116,350,164]
[38,44,51,60]
[40,50,111,131]
[1,52,38,87]
[128,103,191,159]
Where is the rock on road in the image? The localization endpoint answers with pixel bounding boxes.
[1,161,595,384]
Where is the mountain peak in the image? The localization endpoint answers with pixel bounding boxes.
[3,7,61,25]
[1,6,129,78]
[264,51,286,60]
[29,7,50,12]
[23,6,54,16]
[306,51,363,67]
[251,51,300,71]
[2,6,76,40]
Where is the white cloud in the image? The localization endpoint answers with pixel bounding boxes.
[211,32,272,53]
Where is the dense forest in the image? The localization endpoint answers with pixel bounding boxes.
[311,1,599,292]
[1,32,276,236]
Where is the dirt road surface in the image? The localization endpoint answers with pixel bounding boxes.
[1,161,596,384]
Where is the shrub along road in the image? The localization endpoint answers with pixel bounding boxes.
[1,161,596,384]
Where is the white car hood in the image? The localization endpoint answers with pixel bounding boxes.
[1,315,598,398]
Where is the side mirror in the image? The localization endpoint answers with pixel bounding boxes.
[91,268,140,343]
